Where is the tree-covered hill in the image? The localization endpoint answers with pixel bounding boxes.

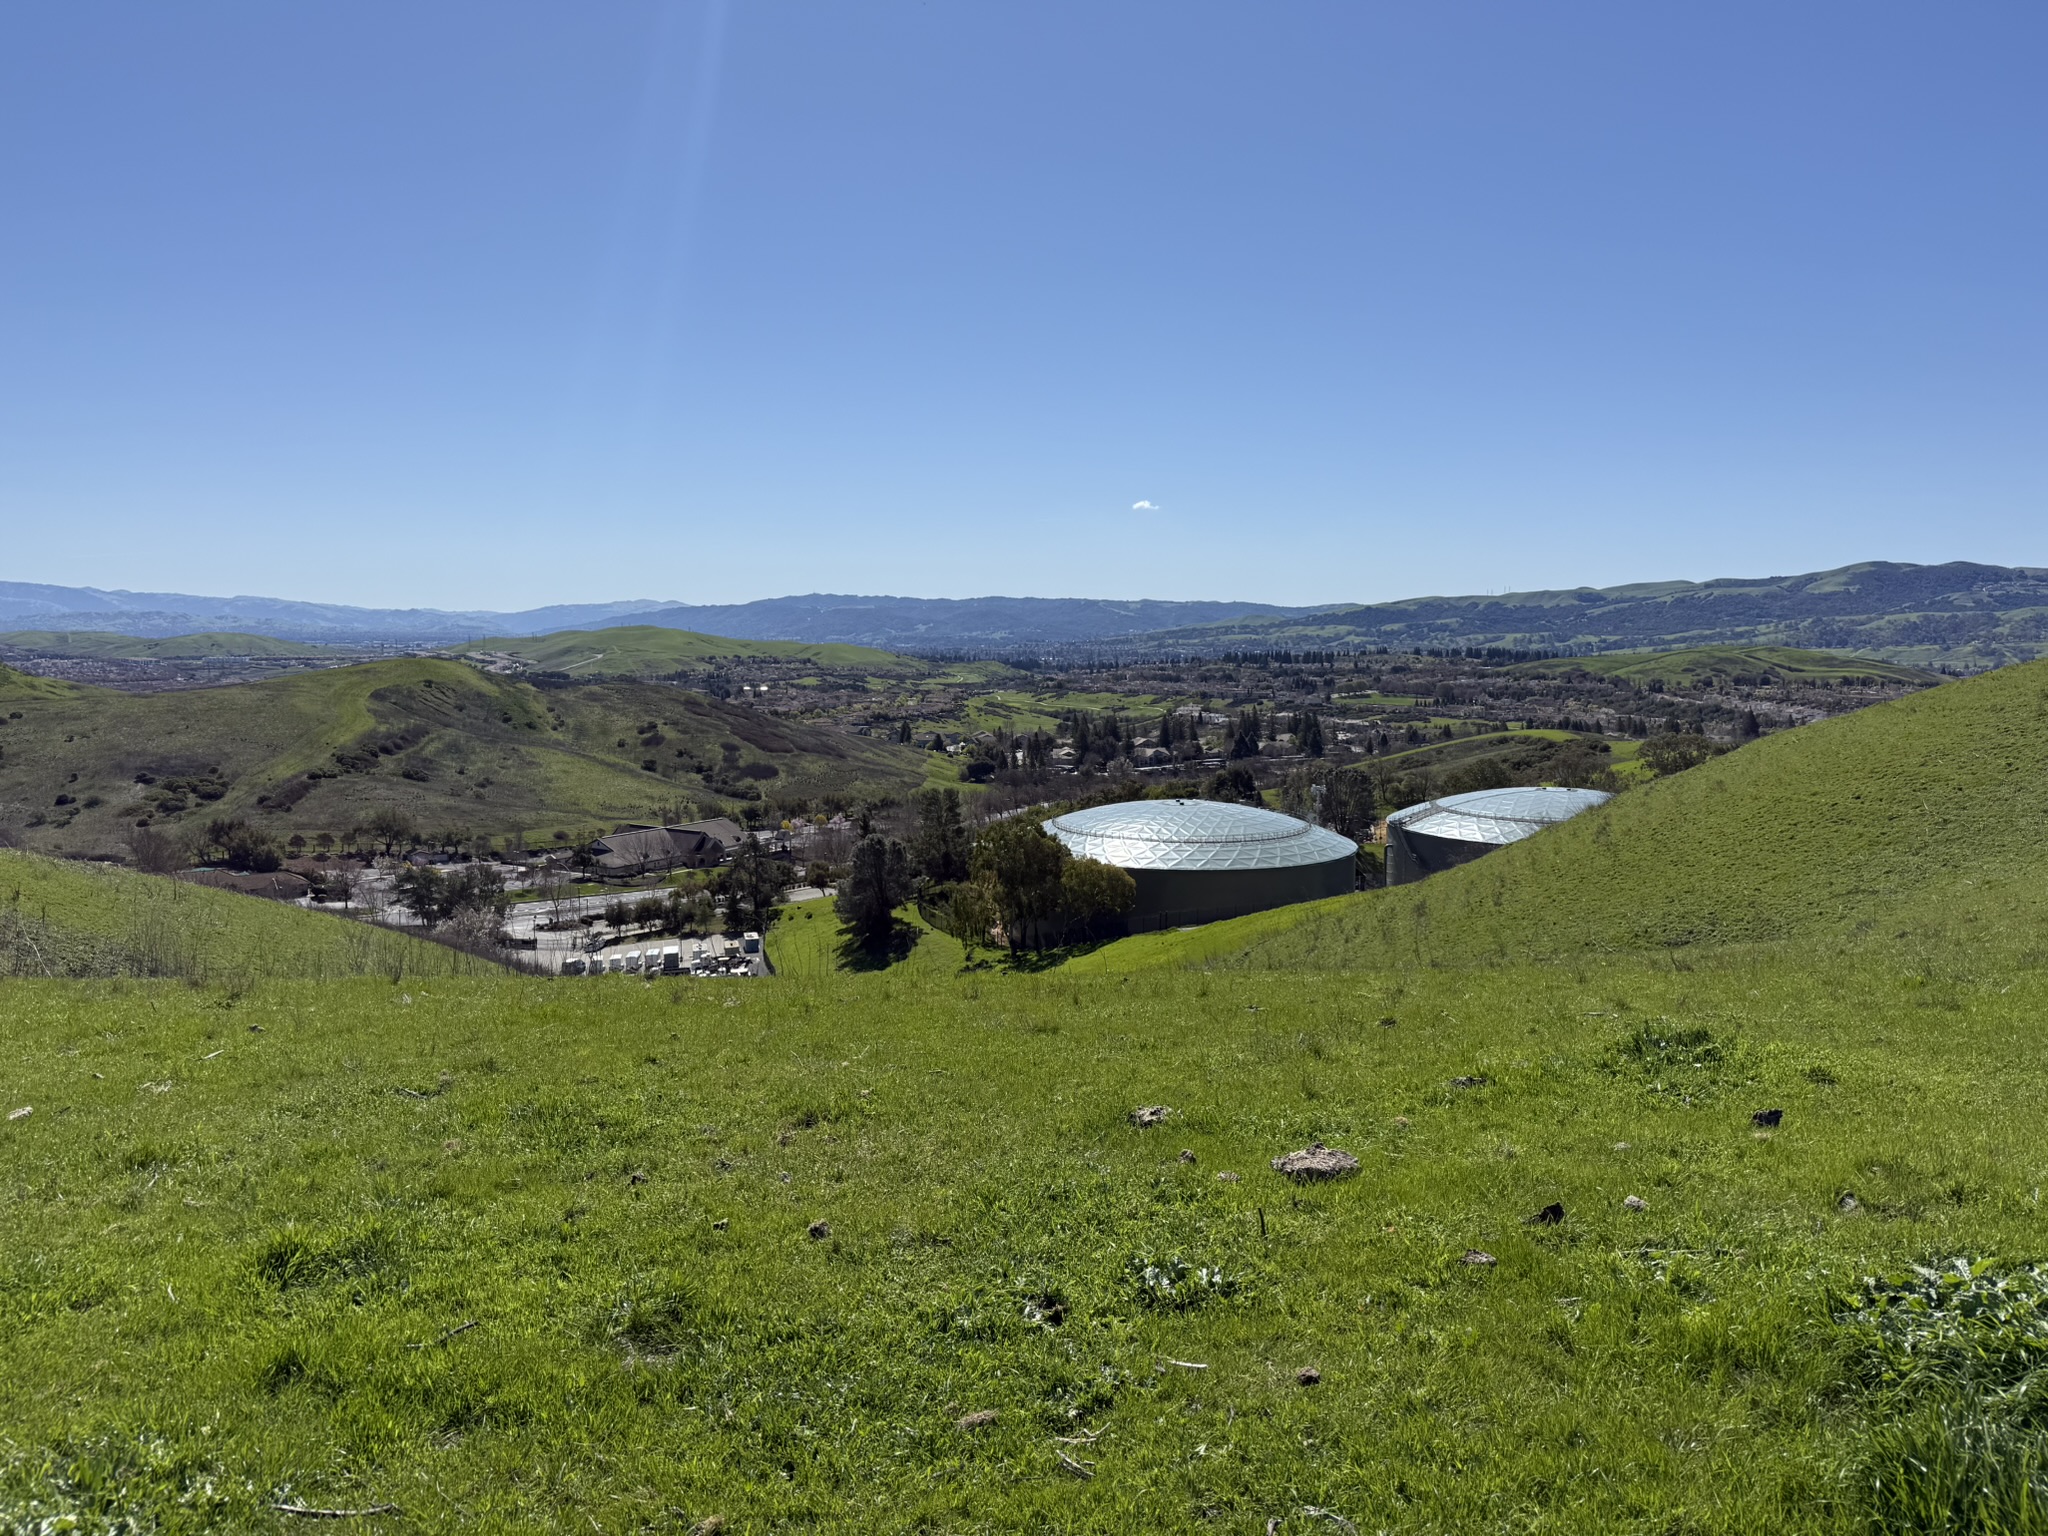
[0,658,925,857]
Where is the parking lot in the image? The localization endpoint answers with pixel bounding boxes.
[554,931,767,978]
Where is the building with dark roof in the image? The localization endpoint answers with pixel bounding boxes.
[588,817,749,879]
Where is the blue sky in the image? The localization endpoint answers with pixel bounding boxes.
[2,3,2042,610]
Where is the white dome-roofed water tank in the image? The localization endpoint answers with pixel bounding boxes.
[1042,799,1357,931]
[1384,785,1612,886]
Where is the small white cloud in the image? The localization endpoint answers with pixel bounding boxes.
[1132,499,1159,511]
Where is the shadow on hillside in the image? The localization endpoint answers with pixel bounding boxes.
[958,937,1118,974]
[833,918,923,972]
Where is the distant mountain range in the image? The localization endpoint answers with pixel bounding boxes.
[0,582,1302,647]
[4,562,2046,665]
[1113,561,2048,668]
[0,582,666,642]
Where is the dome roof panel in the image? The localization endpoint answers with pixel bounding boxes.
[1043,799,1357,872]
[1387,785,1612,846]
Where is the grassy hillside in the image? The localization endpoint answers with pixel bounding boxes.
[0,631,341,659]
[454,626,919,676]
[1087,658,2048,972]
[765,896,967,978]
[5,957,2045,1531]
[0,663,83,706]
[0,850,482,981]
[1510,644,1940,688]
[0,659,926,857]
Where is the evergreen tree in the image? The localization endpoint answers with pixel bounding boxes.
[1229,707,1263,760]
[723,833,786,930]
[836,835,912,952]
[1298,709,1325,756]
[909,788,972,884]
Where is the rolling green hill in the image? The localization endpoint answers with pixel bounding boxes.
[9,671,2048,1529]
[1509,644,1940,689]
[0,849,481,981]
[0,658,926,857]
[0,665,82,706]
[1079,657,2048,972]
[453,626,920,676]
[0,631,342,659]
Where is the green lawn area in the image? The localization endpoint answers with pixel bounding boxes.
[766,897,965,979]
[5,954,2043,1531]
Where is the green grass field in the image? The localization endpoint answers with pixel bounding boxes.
[5,955,2044,1532]
[0,850,482,982]
[6,659,2048,1531]
[0,658,926,858]
[765,896,965,979]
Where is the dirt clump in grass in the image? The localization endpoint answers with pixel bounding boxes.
[1270,1143,1359,1181]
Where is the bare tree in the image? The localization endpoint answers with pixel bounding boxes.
[128,826,183,874]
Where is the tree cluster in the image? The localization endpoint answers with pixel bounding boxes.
[200,818,281,873]
[957,818,1135,952]
[393,862,508,931]
[1638,733,1726,776]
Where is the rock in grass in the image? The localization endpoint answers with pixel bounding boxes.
[1460,1249,1497,1266]
[957,1409,997,1430]
[1450,1075,1492,1090]
[1751,1108,1784,1128]
[1215,1171,1241,1183]
[1524,1202,1566,1226]
[1837,1191,1860,1212]
[1179,1149,1198,1165]
[1131,1105,1173,1127]
[1623,1195,1648,1212]
[690,1518,725,1536]
[1270,1143,1360,1181]
[1296,1366,1321,1386]
[807,1219,832,1241]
